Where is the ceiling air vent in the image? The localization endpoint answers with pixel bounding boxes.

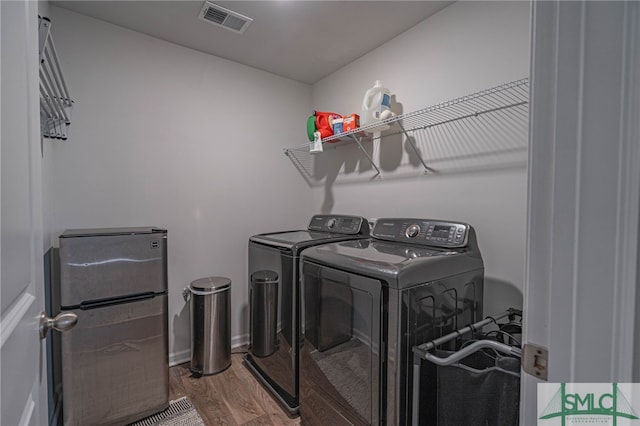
[198,2,253,34]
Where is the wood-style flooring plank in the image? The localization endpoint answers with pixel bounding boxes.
[238,414,276,426]
[232,355,300,425]
[170,362,236,425]
[169,353,301,426]
[216,365,263,424]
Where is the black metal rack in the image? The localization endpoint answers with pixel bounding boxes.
[411,308,523,425]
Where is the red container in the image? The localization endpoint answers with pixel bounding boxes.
[343,114,360,132]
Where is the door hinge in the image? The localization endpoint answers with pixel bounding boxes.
[522,343,548,381]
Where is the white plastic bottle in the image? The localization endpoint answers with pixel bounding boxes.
[361,80,392,131]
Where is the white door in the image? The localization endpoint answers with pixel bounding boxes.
[521,1,640,424]
[1,1,48,425]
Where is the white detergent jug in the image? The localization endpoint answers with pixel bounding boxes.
[361,80,392,132]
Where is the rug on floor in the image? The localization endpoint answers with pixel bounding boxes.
[128,397,205,426]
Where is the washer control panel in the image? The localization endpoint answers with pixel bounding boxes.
[373,218,469,248]
[308,215,368,235]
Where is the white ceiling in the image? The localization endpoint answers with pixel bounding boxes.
[50,1,453,84]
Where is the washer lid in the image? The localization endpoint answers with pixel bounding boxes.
[60,227,166,238]
[250,230,364,251]
[251,270,278,283]
[301,238,483,289]
[190,276,231,292]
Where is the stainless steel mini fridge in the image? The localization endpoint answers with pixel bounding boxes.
[57,227,169,425]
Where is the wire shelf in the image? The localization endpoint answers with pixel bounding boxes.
[388,78,528,138]
[284,78,529,182]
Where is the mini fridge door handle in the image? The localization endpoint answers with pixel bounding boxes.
[39,311,78,339]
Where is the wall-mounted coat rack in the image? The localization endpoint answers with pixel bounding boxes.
[39,16,73,140]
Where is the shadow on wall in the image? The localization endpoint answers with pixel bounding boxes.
[173,299,190,363]
[284,79,529,212]
[482,277,523,318]
[239,302,248,347]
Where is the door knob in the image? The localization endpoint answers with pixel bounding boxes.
[39,311,78,339]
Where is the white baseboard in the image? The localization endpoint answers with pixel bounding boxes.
[169,333,250,367]
[232,333,250,350]
[169,349,191,367]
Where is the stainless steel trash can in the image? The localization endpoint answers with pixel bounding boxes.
[185,276,231,376]
[250,270,278,357]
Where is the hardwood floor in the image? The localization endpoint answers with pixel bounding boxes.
[169,352,301,426]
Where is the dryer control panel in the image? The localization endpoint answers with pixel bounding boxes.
[372,218,469,248]
[307,214,369,235]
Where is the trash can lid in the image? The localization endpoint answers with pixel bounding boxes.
[189,276,231,292]
[251,270,278,283]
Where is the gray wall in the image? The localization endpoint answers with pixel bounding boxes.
[309,1,530,316]
[47,2,531,363]
[48,6,314,363]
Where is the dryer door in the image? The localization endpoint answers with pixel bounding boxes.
[300,261,384,426]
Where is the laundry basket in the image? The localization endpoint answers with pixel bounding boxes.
[411,308,523,426]
[435,347,520,426]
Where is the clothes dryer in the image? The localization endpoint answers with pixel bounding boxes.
[244,215,369,414]
[299,218,484,425]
